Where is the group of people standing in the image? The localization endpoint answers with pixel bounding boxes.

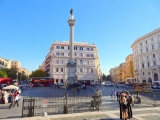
[117,91,133,120]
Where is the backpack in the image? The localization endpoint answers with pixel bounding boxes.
[128,95,134,104]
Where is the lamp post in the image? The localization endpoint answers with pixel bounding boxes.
[16,72,18,81]
[135,70,139,82]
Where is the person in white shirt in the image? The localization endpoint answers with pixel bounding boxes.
[13,93,19,107]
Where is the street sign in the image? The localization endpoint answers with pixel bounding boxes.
[42,99,48,107]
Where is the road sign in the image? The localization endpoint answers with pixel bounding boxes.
[42,99,48,107]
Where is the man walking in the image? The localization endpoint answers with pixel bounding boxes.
[126,91,133,119]
[110,90,113,98]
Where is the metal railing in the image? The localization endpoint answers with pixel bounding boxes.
[22,94,101,117]
[129,91,160,107]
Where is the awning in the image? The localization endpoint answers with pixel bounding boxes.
[3,85,19,90]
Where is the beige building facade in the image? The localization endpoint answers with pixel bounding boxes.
[43,40,101,83]
[131,28,160,84]
[0,57,31,77]
[125,54,134,82]
[0,57,12,69]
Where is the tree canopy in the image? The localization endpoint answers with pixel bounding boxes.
[30,70,46,78]
[0,70,7,78]
[0,68,28,80]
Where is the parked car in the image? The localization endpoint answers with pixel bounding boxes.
[105,82,112,86]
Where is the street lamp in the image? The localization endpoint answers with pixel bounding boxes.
[16,72,18,81]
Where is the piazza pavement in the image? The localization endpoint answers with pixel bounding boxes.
[0,84,160,120]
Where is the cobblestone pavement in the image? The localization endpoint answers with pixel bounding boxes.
[0,84,160,120]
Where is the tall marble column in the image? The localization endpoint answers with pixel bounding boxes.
[67,9,77,84]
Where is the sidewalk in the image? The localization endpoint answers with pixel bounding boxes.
[2,107,160,120]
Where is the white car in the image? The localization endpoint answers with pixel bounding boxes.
[101,82,105,85]
[105,82,112,86]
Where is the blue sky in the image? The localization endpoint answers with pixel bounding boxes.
[0,0,160,74]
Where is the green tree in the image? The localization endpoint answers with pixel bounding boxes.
[0,70,8,78]
[102,73,107,81]
[30,70,46,77]
[106,75,111,81]
[1,68,17,79]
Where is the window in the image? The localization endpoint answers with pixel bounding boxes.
[68,46,69,50]
[79,47,83,50]
[158,43,160,48]
[87,54,90,57]
[56,46,60,49]
[140,43,142,46]
[91,48,93,51]
[91,68,93,73]
[74,53,77,56]
[56,60,59,64]
[147,62,150,67]
[87,61,89,65]
[153,61,156,66]
[148,72,150,75]
[91,54,94,57]
[158,35,160,39]
[142,63,144,68]
[56,52,60,55]
[61,60,63,64]
[147,56,149,59]
[80,53,83,57]
[153,54,155,58]
[152,45,154,50]
[143,72,145,75]
[146,47,148,52]
[61,53,64,56]
[80,60,83,64]
[56,68,58,72]
[74,47,77,50]
[80,68,83,72]
[86,48,90,51]
[151,38,154,41]
[90,61,93,65]
[146,40,147,44]
[61,46,64,49]
[61,68,63,72]
[141,49,143,53]
[87,68,89,73]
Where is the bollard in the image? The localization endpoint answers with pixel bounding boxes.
[43,112,47,116]
[63,93,68,114]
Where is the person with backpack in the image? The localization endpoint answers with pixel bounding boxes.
[126,91,133,119]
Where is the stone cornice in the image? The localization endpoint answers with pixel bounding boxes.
[131,28,160,48]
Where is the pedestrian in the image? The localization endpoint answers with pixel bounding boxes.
[114,90,116,98]
[110,90,113,98]
[126,91,133,119]
[116,91,121,101]
[117,91,122,119]
[120,93,128,120]
[13,92,19,107]
[77,88,80,94]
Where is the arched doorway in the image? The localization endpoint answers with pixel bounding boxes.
[148,78,152,84]
[154,73,158,81]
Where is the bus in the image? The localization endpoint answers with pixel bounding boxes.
[30,77,54,87]
[133,82,152,92]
